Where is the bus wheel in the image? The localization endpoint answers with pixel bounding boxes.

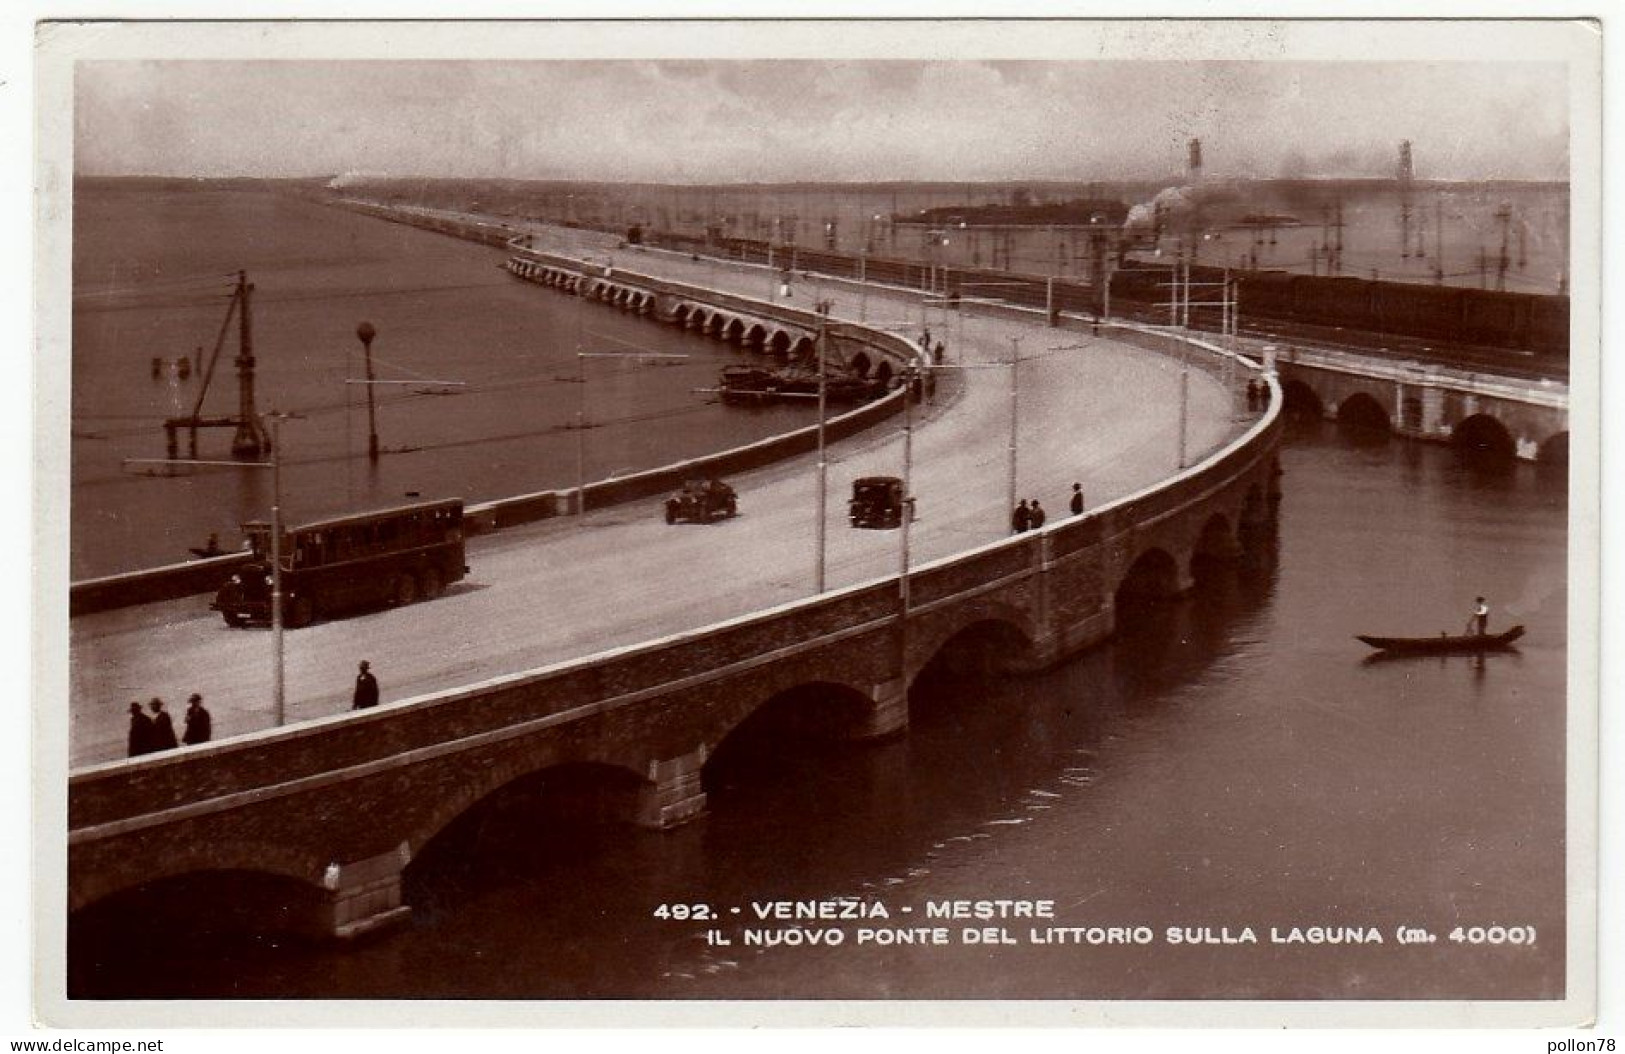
[288,595,315,628]
[419,567,444,599]
[394,574,418,606]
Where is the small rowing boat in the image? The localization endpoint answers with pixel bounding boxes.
[1356,625,1525,654]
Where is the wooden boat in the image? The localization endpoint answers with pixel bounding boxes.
[1356,625,1525,654]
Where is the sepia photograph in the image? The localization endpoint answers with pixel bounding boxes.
[30,15,1602,1028]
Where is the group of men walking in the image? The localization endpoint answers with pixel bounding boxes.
[1012,482,1086,534]
[122,659,381,759]
[126,694,210,757]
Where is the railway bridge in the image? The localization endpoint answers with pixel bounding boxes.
[1270,344,1569,462]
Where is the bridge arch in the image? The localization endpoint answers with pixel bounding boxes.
[767,330,792,356]
[722,317,746,344]
[850,351,873,378]
[406,757,650,867]
[69,838,327,915]
[1452,413,1517,460]
[1115,546,1186,603]
[789,335,816,361]
[703,679,885,789]
[689,307,712,332]
[745,323,769,351]
[1190,512,1240,584]
[68,866,337,972]
[1539,431,1569,465]
[1336,392,1391,432]
[1281,378,1325,418]
[913,610,1040,683]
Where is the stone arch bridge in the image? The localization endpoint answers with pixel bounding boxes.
[1271,345,1568,462]
[68,303,1283,945]
[506,249,880,373]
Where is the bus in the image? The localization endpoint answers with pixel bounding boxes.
[212,498,468,628]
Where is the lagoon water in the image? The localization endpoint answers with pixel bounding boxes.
[70,182,815,579]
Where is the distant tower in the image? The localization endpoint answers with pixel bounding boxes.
[1188,138,1204,182]
[1398,141,1415,260]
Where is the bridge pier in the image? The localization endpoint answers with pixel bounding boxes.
[323,842,412,940]
[635,746,709,829]
[1032,604,1117,669]
[847,677,909,739]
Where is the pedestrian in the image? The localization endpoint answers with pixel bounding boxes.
[933,341,944,365]
[1470,596,1490,636]
[1030,500,1047,529]
[1012,500,1031,534]
[148,698,178,751]
[182,693,212,746]
[127,701,155,758]
[1246,379,1260,411]
[1070,482,1084,516]
[353,660,380,710]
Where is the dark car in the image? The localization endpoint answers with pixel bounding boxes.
[849,475,906,529]
[665,478,738,524]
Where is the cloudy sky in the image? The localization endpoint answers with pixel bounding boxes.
[74,60,1569,183]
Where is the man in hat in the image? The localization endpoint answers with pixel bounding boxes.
[1012,499,1031,534]
[1471,597,1490,636]
[182,693,212,746]
[1070,482,1085,516]
[148,698,178,751]
[127,701,155,758]
[353,660,380,710]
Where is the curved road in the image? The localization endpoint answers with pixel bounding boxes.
[69,226,1249,768]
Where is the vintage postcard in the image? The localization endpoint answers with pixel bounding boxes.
[30,15,1602,1030]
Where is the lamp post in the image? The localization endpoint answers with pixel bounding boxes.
[899,365,917,616]
[859,248,869,322]
[815,302,830,593]
[122,411,300,728]
[1007,335,1021,516]
[267,414,286,726]
[356,322,379,461]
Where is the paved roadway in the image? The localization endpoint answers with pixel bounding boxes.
[68,225,1248,768]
